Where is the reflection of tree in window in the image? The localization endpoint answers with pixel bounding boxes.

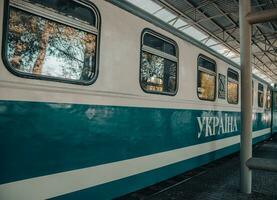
[198,72,215,100]
[227,69,239,104]
[197,56,216,101]
[141,52,176,93]
[228,82,238,104]
[7,6,96,81]
[141,52,164,92]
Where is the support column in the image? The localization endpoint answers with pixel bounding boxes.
[239,0,252,194]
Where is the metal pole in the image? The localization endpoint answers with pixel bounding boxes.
[246,8,277,24]
[239,0,252,194]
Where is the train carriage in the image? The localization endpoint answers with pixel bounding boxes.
[0,0,274,199]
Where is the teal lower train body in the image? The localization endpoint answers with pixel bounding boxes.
[0,100,272,199]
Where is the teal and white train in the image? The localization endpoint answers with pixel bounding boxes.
[0,0,276,199]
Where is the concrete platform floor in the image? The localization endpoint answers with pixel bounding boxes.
[118,134,277,200]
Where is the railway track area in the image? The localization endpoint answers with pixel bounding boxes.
[116,138,277,200]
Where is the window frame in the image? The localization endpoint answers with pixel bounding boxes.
[2,0,101,85]
[197,54,217,101]
[227,68,239,105]
[140,28,179,96]
[258,83,264,108]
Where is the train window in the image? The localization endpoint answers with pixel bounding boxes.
[227,68,239,104]
[197,55,216,101]
[140,30,178,95]
[218,73,226,99]
[4,0,100,84]
[265,87,271,109]
[258,83,264,108]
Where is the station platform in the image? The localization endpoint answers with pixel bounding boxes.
[117,134,277,200]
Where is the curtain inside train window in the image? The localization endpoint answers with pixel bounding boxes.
[258,83,264,108]
[227,68,239,104]
[197,55,216,101]
[5,0,99,84]
[140,30,178,95]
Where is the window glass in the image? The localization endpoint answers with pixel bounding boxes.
[143,33,176,56]
[265,87,271,109]
[197,56,216,101]
[140,31,177,95]
[258,83,264,108]
[198,56,216,72]
[26,0,96,26]
[5,0,98,83]
[218,73,226,99]
[227,69,239,104]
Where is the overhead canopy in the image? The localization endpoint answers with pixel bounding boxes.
[125,0,277,83]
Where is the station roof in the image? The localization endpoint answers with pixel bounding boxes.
[123,0,277,83]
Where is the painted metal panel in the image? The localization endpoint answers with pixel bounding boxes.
[0,100,270,185]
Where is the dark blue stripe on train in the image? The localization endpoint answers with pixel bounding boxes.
[0,100,271,185]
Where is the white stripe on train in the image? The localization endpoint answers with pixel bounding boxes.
[0,128,270,200]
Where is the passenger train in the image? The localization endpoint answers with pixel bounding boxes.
[0,0,276,199]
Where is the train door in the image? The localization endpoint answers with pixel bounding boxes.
[271,90,277,135]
